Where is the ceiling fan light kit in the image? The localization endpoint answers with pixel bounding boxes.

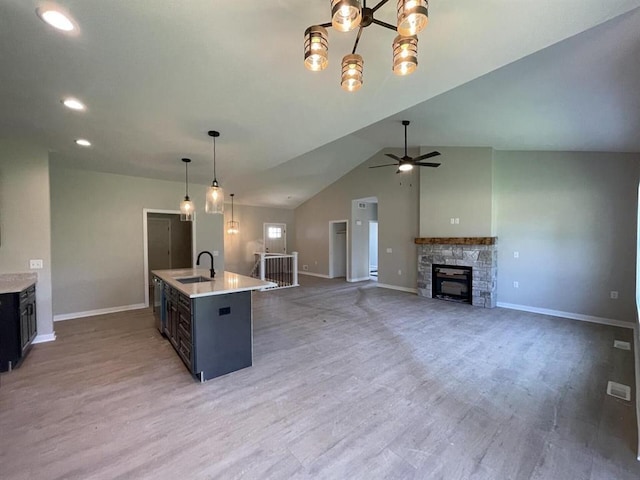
[205,130,224,214]
[304,0,429,91]
[370,120,441,173]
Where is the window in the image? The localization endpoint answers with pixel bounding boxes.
[267,226,282,239]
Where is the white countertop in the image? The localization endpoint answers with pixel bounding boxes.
[152,268,276,298]
[0,272,37,294]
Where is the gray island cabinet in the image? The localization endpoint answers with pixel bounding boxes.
[152,269,274,382]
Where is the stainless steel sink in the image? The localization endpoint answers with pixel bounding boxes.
[176,276,212,284]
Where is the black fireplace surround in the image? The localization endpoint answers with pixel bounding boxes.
[432,264,472,304]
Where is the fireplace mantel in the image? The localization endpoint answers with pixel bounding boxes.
[415,237,497,246]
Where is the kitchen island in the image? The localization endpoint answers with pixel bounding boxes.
[151,268,275,382]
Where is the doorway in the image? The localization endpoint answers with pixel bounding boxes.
[329,220,348,279]
[369,220,378,280]
[143,209,195,307]
[264,222,287,254]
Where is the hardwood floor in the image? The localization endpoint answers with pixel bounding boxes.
[1,276,638,479]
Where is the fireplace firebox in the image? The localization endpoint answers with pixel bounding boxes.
[432,264,472,304]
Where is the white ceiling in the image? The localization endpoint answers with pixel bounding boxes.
[1,1,639,208]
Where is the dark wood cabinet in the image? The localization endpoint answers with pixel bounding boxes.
[0,284,37,372]
[161,284,252,382]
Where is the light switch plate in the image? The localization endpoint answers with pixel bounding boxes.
[212,251,219,257]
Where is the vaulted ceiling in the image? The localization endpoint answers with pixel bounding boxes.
[2,1,639,207]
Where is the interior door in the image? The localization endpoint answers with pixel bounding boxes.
[264,223,286,253]
[148,218,172,283]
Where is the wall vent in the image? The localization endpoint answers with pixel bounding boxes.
[357,202,367,209]
[613,340,631,351]
[606,381,631,401]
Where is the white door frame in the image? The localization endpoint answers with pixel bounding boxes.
[143,208,197,307]
[369,220,378,280]
[329,219,349,280]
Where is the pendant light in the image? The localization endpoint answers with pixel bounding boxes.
[304,25,329,72]
[179,158,194,222]
[331,0,362,32]
[205,130,224,214]
[227,193,239,235]
[392,34,418,76]
[341,54,364,92]
[397,0,429,36]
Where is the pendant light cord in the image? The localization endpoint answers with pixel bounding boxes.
[212,135,217,182]
[185,161,189,197]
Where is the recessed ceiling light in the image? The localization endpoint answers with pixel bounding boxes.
[75,139,91,147]
[36,6,75,32]
[62,98,85,111]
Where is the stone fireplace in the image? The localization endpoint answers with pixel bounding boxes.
[415,237,497,308]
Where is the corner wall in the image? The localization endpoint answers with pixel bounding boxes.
[0,141,54,340]
[223,203,295,275]
[494,150,639,322]
[295,149,419,290]
[50,166,224,317]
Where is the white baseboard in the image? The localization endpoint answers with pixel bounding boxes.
[497,302,634,329]
[54,303,147,322]
[298,271,331,279]
[33,332,56,344]
[377,283,418,294]
[347,277,371,283]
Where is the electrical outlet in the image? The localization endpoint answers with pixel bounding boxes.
[610,291,619,299]
[514,251,519,258]
[302,264,309,271]
[513,281,519,288]
[386,248,392,253]
[29,259,43,269]
[398,269,402,276]
[314,260,318,265]
[212,251,219,257]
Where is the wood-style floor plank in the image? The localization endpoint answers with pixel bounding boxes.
[1,277,638,479]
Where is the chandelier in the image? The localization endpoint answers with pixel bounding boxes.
[304,0,429,92]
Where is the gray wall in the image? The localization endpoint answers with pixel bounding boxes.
[295,149,419,290]
[494,150,640,322]
[50,166,224,316]
[223,203,295,275]
[0,141,54,338]
[420,147,494,237]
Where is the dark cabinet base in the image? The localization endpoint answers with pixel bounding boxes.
[0,285,37,372]
[163,285,252,382]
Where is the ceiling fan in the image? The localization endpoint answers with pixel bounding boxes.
[370,120,441,173]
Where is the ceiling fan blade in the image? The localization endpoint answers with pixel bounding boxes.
[384,153,402,161]
[412,151,441,162]
[415,162,441,168]
[369,163,398,169]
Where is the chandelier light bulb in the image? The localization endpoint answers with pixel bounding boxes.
[392,35,418,76]
[331,0,362,32]
[341,54,363,92]
[304,26,329,72]
[397,0,429,36]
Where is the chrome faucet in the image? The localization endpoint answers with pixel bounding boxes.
[196,251,216,278]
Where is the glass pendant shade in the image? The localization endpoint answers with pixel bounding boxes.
[205,182,225,214]
[397,0,429,36]
[341,54,363,92]
[304,26,329,71]
[227,220,239,235]
[180,196,195,221]
[392,35,418,76]
[226,193,239,234]
[331,0,362,32]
